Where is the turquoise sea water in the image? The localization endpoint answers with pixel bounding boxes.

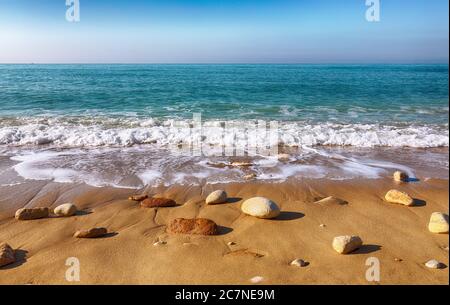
[0,64,448,187]
[0,64,448,123]
[0,64,448,148]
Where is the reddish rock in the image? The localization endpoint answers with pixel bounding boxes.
[74,227,108,238]
[15,207,49,220]
[141,198,176,208]
[0,243,15,267]
[167,218,218,235]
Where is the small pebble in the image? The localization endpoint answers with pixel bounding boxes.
[394,258,403,262]
[319,224,326,228]
[153,240,166,246]
[425,259,445,269]
[227,241,236,246]
[250,276,264,284]
[290,259,309,267]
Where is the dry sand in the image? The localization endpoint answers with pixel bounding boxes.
[0,178,448,284]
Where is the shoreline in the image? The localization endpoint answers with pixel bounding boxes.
[0,177,448,284]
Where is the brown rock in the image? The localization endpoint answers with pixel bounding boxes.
[167,218,218,235]
[128,194,148,201]
[141,198,176,208]
[74,227,108,238]
[15,207,49,220]
[0,243,15,267]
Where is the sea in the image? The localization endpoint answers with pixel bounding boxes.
[0,64,448,188]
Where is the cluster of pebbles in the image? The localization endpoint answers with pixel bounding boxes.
[1,170,448,277]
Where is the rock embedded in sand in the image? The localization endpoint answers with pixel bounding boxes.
[141,198,176,208]
[332,235,363,254]
[428,212,449,234]
[231,161,253,167]
[54,203,77,217]
[128,194,148,201]
[74,227,108,238]
[243,173,257,180]
[393,171,409,182]
[290,259,308,267]
[167,218,218,235]
[384,190,414,206]
[241,197,280,219]
[205,190,228,205]
[315,196,348,206]
[0,243,15,267]
[250,276,264,284]
[15,207,49,220]
[425,259,445,269]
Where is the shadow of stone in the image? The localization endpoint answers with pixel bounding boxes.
[226,197,242,204]
[351,244,382,255]
[97,232,118,239]
[0,249,28,270]
[406,177,420,182]
[412,199,427,207]
[216,226,233,235]
[76,210,93,216]
[274,211,305,221]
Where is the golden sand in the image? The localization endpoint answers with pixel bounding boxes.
[0,178,448,284]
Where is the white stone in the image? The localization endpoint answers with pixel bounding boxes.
[393,171,409,182]
[250,276,264,283]
[54,203,77,217]
[425,259,444,269]
[241,197,280,219]
[205,190,228,205]
[428,212,449,234]
[332,235,363,254]
[290,259,308,267]
[385,190,414,206]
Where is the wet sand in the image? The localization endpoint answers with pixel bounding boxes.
[0,178,448,284]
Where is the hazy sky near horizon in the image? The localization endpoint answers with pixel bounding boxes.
[0,0,448,63]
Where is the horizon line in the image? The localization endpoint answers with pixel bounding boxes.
[0,62,449,65]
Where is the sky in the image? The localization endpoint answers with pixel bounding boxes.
[0,0,448,63]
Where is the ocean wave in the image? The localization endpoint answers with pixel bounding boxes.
[0,116,448,148]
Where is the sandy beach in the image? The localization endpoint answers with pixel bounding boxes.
[0,176,448,285]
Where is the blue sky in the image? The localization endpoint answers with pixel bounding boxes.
[0,0,448,63]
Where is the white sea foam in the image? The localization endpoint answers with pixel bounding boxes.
[0,117,448,148]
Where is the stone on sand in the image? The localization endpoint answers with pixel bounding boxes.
[241,197,280,219]
[277,154,291,161]
[141,198,176,208]
[428,212,449,234]
[74,227,108,238]
[425,259,445,269]
[231,161,253,167]
[393,171,409,182]
[385,190,414,206]
[315,196,348,206]
[0,243,15,267]
[205,190,228,205]
[250,276,264,283]
[332,235,363,254]
[128,194,148,201]
[54,203,77,217]
[290,259,308,267]
[15,207,49,220]
[167,218,218,235]
[243,173,257,180]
